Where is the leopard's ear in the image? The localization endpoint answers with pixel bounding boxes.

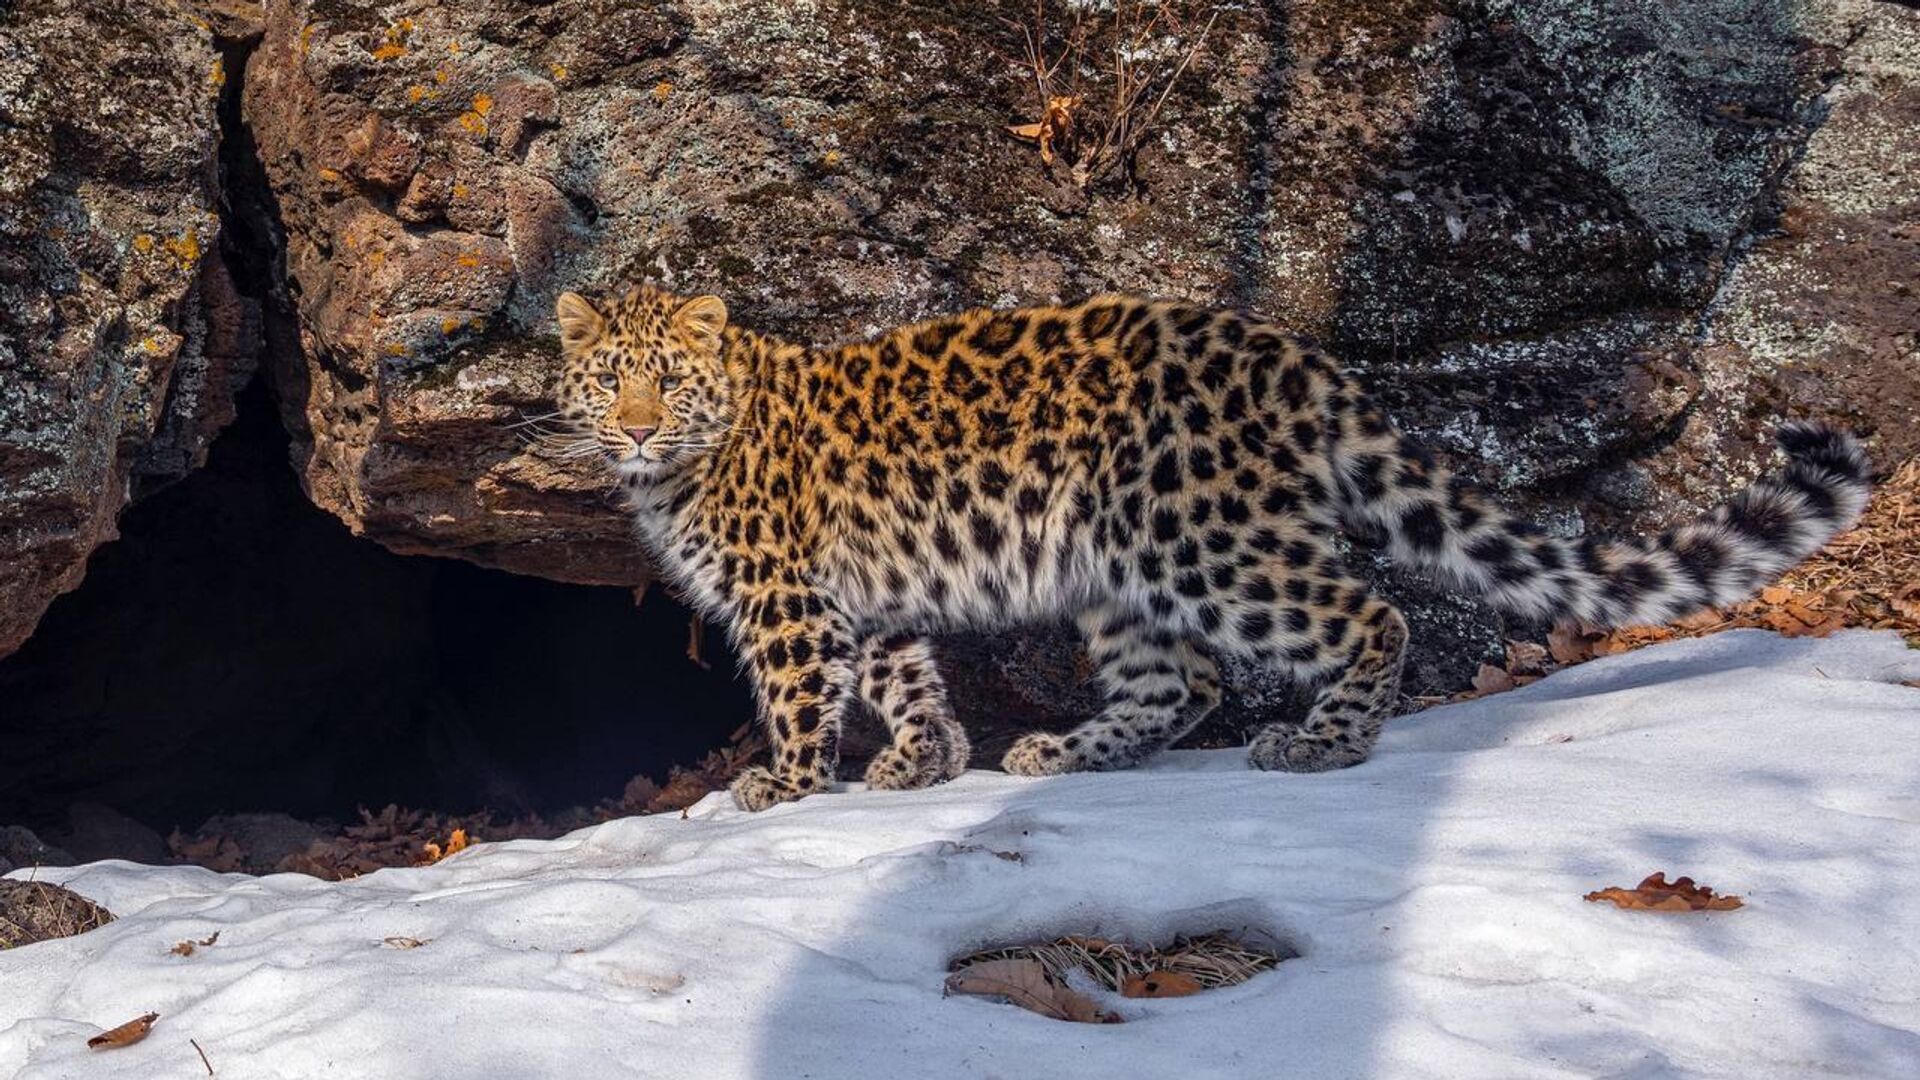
[674,295,728,346]
[555,292,606,356]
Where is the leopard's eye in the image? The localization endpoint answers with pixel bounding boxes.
[660,375,682,391]
[596,373,618,390]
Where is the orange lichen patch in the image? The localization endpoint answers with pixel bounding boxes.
[551,64,569,82]
[441,317,462,335]
[371,18,414,61]
[468,317,488,334]
[433,65,450,85]
[652,80,673,103]
[130,233,154,254]
[451,182,470,200]
[823,149,843,167]
[299,23,317,58]
[317,166,344,183]
[471,93,494,116]
[164,230,200,266]
[407,85,428,104]
[454,251,483,268]
[382,341,410,357]
[208,57,226,90]
[447,40,462,54]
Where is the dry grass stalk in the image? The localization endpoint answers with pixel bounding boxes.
[1006,0,1220,190]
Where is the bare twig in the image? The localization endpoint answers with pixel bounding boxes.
[191,1038,214,1076]
[1007,0,1219,192]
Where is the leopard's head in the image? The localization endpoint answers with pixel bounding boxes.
[552,284,738,477]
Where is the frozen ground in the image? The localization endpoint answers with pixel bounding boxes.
[4,630,1919,1079]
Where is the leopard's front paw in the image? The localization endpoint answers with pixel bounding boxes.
[1001,732,1079,777]
[864,746,936,791]
[728,766,815,811]
[1247,726,1369,773]
[865,720,973,791]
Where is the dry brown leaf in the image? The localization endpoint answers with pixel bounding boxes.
[1471,663,1515,696]
[945,957,1121,1024]
[1671,606,1726,631]
[1584,872,1744,912]
[1005,95,1081,165]
[1547,625,1597,665]
[1760,585,1793,605]
[1891,583,1920,622]
[1504,640,1549,675]
[87,1012,158,1050]
[382,935,430,949]
[419,827,470,864]
[171,930,220,956]
[1120,970,1204,998]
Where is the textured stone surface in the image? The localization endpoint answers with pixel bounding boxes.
[5,0,1913,728]
[0,0,252,658]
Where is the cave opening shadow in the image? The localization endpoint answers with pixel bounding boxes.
[0,374,754,833]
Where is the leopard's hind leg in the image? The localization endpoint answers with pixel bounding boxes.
[1002,605,1219,776]
[1202,564,1408,773]
[858,633,971,791]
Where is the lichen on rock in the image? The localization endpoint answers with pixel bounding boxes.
[0,0,253,658]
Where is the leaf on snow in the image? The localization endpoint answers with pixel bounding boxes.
[1584,872,1743,912]
[170,930,220,956]
[1120,970,1204,998]
[945,957,1121,1023]
[87,1012,158,1050]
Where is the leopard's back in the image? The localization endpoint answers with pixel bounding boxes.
[765,296,1352,633]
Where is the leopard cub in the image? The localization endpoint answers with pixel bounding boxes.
[552,285,1869,811]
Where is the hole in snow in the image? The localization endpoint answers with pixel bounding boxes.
[948,923,1296,1000]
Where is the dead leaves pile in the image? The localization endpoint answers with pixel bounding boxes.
[163,720,770,881]
[0,880,114,949]
[1585,873,1744,913]
[947,931,1285,1022]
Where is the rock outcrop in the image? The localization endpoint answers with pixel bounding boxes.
[1,0,1913,722]
[0,0,255,657]
[236,0,1918,707]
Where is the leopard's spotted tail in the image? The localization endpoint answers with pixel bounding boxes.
[1337,421,1871,629]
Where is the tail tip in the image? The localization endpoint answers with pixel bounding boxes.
[1776,422,1868,483]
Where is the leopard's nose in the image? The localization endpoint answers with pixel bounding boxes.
[625,426,656,447]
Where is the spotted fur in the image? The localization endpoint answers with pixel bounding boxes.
[553,286,1870,810]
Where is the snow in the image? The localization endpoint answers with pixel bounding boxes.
[5,630,1920,1079]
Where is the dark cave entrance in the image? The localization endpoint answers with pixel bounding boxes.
[0,375,755,839]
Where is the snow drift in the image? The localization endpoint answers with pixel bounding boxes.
[4,630,1919,1078]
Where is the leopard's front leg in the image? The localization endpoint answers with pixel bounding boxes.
[728,589,858,811]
